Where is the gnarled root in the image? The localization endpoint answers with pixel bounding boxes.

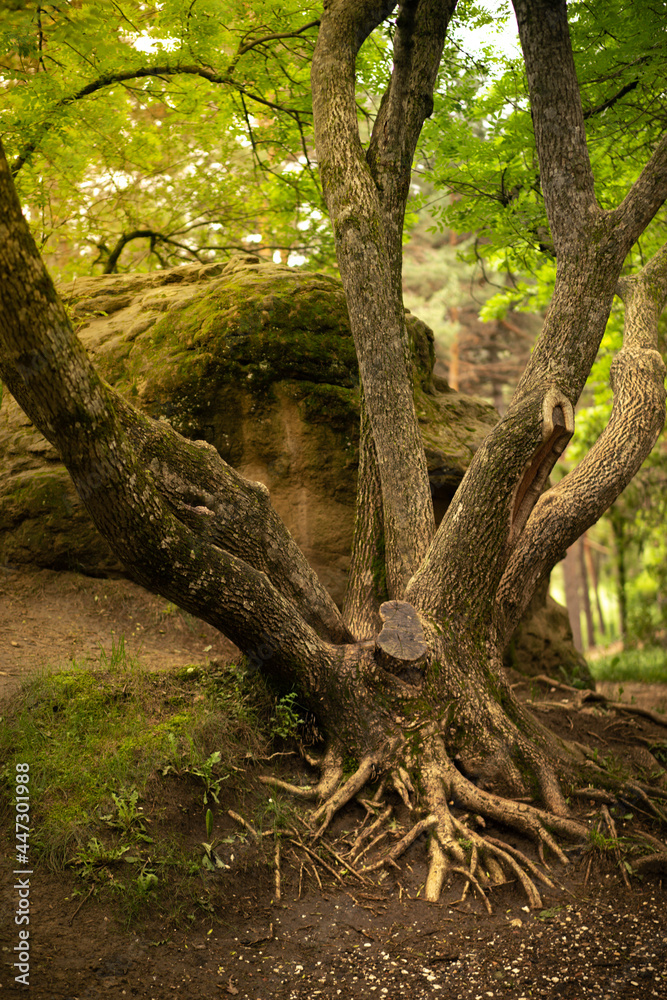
[259,744,344,801]
[265,720,663,909]
[311,755,379,839]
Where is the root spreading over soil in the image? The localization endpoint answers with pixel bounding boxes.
[1,569,667,998]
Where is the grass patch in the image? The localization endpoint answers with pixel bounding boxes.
[588,646,667,684]
[0,647,278,924]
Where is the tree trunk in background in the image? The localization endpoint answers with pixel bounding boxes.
[579,536,596,649]
[584,536,607,638]
[563,544,583,652]
[610,507,629,648]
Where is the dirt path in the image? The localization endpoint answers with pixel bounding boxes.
[0,567,239,698]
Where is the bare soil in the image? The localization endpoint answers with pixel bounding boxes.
[1,568,667,1000]
[0,566,239,698]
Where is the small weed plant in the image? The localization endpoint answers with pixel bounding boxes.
[0,653,273,924]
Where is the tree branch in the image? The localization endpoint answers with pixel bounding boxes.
[494,243,667,645]
[102,229,161,273]
[408,2,666,627]
[366,0,456,263]
[607,132,667,256]
[582,79,638,120]
[11,65,311,176]
[511,0,600,251]
[236,21,320,58]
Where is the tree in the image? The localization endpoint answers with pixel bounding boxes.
[1,0,667,906]
[1,0,332,275]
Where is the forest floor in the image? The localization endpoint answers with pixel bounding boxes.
[1,567,667,1000]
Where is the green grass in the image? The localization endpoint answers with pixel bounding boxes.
[588,646,667,684]
[0,645,282,925]
[0,646,273,879]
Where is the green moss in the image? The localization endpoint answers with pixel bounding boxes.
[292,381,359,431]
[2,471,73,520]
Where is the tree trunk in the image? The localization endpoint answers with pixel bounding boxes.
[563,544,583,653]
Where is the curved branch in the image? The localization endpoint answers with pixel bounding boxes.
[102,229,161,273]
[235,21,320,59]
[11,65,311,176]
[495,244,667,644]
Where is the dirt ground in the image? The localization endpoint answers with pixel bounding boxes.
[0,566,239,699]
[1,568,667,1000]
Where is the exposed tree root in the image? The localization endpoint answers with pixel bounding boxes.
[258,692,666,911]
[311,756,379,839]
[259,744,343,802]
[349,805,393,861]
[360,815,438,873]
[517,674,667,729]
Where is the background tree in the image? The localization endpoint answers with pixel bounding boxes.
[1,0,666,905]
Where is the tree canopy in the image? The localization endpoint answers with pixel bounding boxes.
[1,0,331,273]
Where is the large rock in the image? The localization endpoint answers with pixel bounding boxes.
[0,255,496,603]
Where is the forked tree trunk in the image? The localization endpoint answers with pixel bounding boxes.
[1,0,667,904]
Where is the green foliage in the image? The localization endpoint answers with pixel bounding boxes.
[586,828,617,852]
[101,788,153,840]
[183,750,228,806]
[1,0,332,277]
[271,691,305,740]
[589,647,667,686]
[418,0,667,300]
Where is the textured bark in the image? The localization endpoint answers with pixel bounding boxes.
[342,392,387,637]
[311,0,455,599]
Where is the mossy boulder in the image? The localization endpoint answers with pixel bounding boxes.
[0,254,496,597]
[0,254,592,686]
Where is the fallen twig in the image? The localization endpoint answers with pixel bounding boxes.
[68,883,95,926]
[274,841,281,902]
